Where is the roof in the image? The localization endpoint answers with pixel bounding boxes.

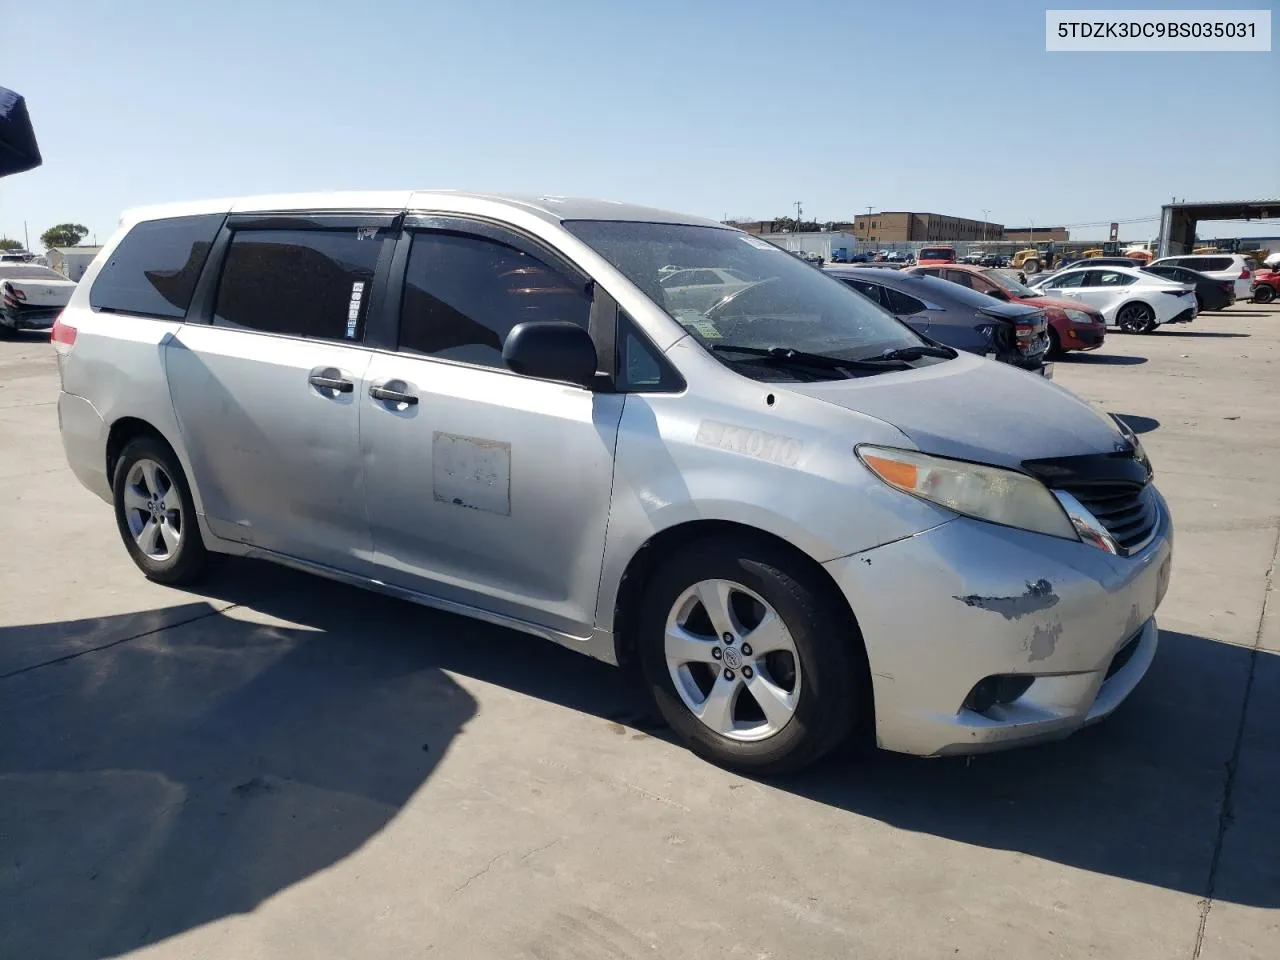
[50,246,102,254]
[119,191,725,230]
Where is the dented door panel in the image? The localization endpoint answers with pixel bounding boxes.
[360,352,624,638]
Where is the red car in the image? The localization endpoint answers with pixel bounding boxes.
[907,263,1106,357]
[1252,267,1278,304]
[916,245,956,266]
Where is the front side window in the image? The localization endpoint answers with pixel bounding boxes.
[398,231,590,369]
[1046,271,1086,289]
[213,228,383,341]
[942,269,975,288]
[90,214,224,318]
[564,220,924,370]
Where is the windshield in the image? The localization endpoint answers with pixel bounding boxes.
[984,269,1039,297]
[563,221,926,367]
[918,247,954,260]
[0,265,67,281]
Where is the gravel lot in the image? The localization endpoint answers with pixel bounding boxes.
[2,304,1277,960]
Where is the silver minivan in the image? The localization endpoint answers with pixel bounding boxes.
[54,191,1174,774]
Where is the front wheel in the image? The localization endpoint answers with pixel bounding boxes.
[1254,284,1276,304]
[1046,327,1064,359]
[1116,302,1157,334]
[637,538,863,775]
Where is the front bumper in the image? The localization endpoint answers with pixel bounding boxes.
[1061,324,1105,351]
[824,489,1173,757]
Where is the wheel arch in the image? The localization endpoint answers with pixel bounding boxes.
[104,416,210,521]
[610,519,874,733]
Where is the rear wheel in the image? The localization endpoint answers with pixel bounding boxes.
[1116,302,1156,334]
[637,537,863,776]
[1254,284,1276,304]
[0,321,15,340]
[112,436,217,585]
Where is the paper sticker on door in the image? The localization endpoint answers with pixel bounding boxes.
[433,432,512,516]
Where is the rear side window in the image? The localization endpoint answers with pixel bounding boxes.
[1185,257,1232,272]
[90,214,223,318]
[839,278,887,308]
[1085,270,1136,287]
[886,288,927,315]
[213,229,383,341]
[942,269,975,288]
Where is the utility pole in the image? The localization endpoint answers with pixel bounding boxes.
[24,221,29,251]
[981,209,990,243]
[795,201,802,230]
[865,205,874,244]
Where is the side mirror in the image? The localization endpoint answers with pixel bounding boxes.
[502,321,599,386]
[986,287,1010,300]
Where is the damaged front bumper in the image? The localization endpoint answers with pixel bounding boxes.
[824,489,1173,757]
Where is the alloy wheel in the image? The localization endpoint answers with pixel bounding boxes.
[123,458,183,561]
[664,579,802,742]
[1117,303,1154,334]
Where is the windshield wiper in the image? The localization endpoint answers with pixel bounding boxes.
[868,344,957,362]
[711,344,909,372]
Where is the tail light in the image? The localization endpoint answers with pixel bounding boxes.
[1,282,24,307]
[1239,268,1251,279]
[1220,281,1234,292]
[50,316,77,348]
[1014,313,1047,355]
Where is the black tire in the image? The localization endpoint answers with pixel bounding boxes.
[112,436,218,585]
[637,536,864,776]
[0,322,15,340]
[1046,327,1063,360]
[1195,292,1205,313]
[1116,302,1156,334]
[1254,284,1276,304]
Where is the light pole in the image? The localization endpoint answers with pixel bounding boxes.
[865,205,874,246]
[981,208,990,243]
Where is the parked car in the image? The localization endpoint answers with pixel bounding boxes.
[659,267,754,313]
[54,191,1172,775]
[1147,253,1256,301]
[1251,266,1278,304]
[1032,265,1196,333]
[0,263,77,338]
[1141,263,1236,312]
[1035,257,1146,289]
[907,263,1105,358]
[916,245,957,266]
[826,266,1051,373]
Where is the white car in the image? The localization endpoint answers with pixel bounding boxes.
[1148,253,1257,301]
[657,266,753,313]
[1033,265,1196,334]
[0,263,78,338]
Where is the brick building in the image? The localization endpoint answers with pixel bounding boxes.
[851,211,1004,244]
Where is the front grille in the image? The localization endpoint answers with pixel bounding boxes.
[1061,482,1158,554]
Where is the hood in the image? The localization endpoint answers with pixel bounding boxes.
[1017,293,1099,316]
[786,350,1128,468]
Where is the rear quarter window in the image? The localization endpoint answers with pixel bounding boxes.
[90,214,225,318]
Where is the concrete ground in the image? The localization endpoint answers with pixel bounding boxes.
[1,305,1277,960]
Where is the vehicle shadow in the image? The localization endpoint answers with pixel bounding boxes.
[1114,413,1160,434]
[1,565,1274,960]
[1158,330,1251,338]
[1058,352,1147,365]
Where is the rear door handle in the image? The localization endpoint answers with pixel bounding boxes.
[370,383,419,406]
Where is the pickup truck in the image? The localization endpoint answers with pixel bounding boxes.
[0,263,77,337]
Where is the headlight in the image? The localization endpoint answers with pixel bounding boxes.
[857,445,1078,541]
[1063,308,1094,324]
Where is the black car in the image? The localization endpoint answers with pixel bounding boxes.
[1142,264,1236,312]
[824,267,1050,373]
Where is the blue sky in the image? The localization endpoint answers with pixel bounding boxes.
[2,0,1276,248]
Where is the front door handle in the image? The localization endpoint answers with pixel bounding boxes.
[370,383,419,406]
[308,368,354,393]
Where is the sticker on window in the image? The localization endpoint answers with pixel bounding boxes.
[740,235,777,251]
[688,320,722,339]
[346,281,366,338]
[357,227,379,241]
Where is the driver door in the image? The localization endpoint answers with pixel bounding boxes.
[358,220,625,639]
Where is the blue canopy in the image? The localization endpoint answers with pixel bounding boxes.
[0,87,41,178]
